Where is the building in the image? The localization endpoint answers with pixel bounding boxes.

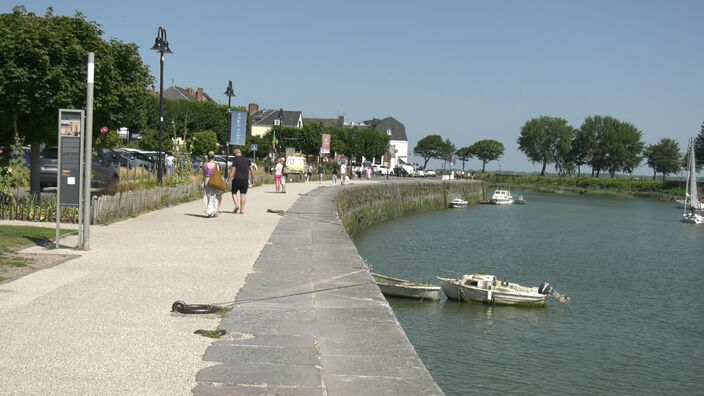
[302,115,345,127]
[249,103,303,137]
[160,86,216,103]
[346,116,408,168]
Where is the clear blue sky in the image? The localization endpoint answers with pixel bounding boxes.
[8,1,704,174]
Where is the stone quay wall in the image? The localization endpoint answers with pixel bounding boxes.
[337,180,485,236]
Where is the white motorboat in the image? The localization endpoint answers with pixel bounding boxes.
[450,197,468,208]
[682,138,703,224]
[372,273,441,301]
[491,188,514,205]
[514,195,525,204]
[437,273,569,307]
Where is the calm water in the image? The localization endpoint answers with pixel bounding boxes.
[353,192,704,395]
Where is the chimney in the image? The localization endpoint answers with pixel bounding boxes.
[337,115,344,127]
[248,103,259,114]
[196,88,204,102]
[185,87,194,97]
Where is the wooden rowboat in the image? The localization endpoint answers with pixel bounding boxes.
[372,273,441,301]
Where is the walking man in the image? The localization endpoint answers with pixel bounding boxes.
[227,148,255,214]
[340,162,347,186]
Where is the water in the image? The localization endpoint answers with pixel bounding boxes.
[353,192,704,395]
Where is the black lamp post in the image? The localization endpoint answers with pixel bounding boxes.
[150,26,172,183]
[277,108,284,156]
[224,80,235,176]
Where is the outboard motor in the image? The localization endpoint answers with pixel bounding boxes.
[538,281,570,304]
[538,282,554,295]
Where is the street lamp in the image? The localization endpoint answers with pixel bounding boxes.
[277,108,284,156]
[224,80,235,176]
[150,26,173,183]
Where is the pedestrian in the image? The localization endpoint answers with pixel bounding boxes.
[281,161,288,193]
[331,166,338,184]
[227,148,255,214]
[165,152,174,176]
[202,151,222,217]
[340,162,347,186]
[318,164,325,184]
[274,158,284,193]
[306,164,313,183]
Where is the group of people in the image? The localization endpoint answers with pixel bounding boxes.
[202,149,255,217]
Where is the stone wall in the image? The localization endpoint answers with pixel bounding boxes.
[336,180,484,236]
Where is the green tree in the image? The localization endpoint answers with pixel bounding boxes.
[440,138,456,171]
[455,146,474,172]
[644,138,682,181]
[603,120,644,177]
[0,7,153,194]
[95,130,121,149]
[138,128,174,153]
[469,139,504,173]
[189,130,219,156]
[356,128,390,162]
[518,116,575,176]
[413,134,445,169]
[694,122,704,172]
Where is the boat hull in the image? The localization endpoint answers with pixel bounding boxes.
[437,275,547,307]
[372,273,441,300]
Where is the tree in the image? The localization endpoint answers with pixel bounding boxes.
[694,122,704,172]
[603,120,644,177]
[469,139,504,173]
[455,146,474,172]
[0,7,153,194]
[356,128,390,162]
[189,130,218,156]
[413,135,445,169]
[95,130,121,149]
[644,138,682,180]
[518,116,574,176]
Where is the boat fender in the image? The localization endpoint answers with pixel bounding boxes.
[538,282,554,295]
[487,290,493,303]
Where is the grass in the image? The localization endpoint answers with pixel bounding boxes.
[0,225,70,267]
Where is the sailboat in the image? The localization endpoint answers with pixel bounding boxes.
[682,138,703,224]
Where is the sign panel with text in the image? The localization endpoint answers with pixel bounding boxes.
[57,109,84,207]
[320,133,331,154]
[229,111,247,146]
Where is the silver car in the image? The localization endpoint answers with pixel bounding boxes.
[40,148,119,190]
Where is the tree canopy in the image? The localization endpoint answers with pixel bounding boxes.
[518,116,575,176]
[470,139,504,173]
[643,138,682,180]
[413,135,446,169]
[0,6,153,193]
[455,146,474,171]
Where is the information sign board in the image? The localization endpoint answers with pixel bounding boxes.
[58,110,84,207]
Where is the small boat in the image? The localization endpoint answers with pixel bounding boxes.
[436,273,569,307]
[514,195,525,204]
[450,197,468,208]
[372,273,441,301]
[491,188,514,205]
[682,138,703,224]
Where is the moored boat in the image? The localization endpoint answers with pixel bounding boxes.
[437,273,569,306]
[491,188,514,205]
[682,138,703,224]
[450,197,468,208]
[372,273,442,301]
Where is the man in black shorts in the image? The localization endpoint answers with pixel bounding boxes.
[227,148,255,214]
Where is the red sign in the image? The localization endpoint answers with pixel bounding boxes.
[100,126,108,134]
[321,134,331,154]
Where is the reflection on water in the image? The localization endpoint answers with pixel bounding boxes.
[355,192,704,395]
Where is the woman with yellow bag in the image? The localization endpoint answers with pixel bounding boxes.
[203,151,227,217]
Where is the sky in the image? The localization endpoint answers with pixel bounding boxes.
[6,0,704,174]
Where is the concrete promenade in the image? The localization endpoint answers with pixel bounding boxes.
[0,179,442,395]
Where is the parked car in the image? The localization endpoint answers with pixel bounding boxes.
[374,165,390,176]
[425,169,437,177]
[99,148,152,169]
[413,169,426,177]
[39,148,119,190]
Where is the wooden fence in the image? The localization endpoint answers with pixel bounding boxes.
[91,183,203,224]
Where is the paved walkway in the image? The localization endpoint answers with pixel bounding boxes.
[0,178,442,395]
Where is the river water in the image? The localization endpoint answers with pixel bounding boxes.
[353,192,704,395]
